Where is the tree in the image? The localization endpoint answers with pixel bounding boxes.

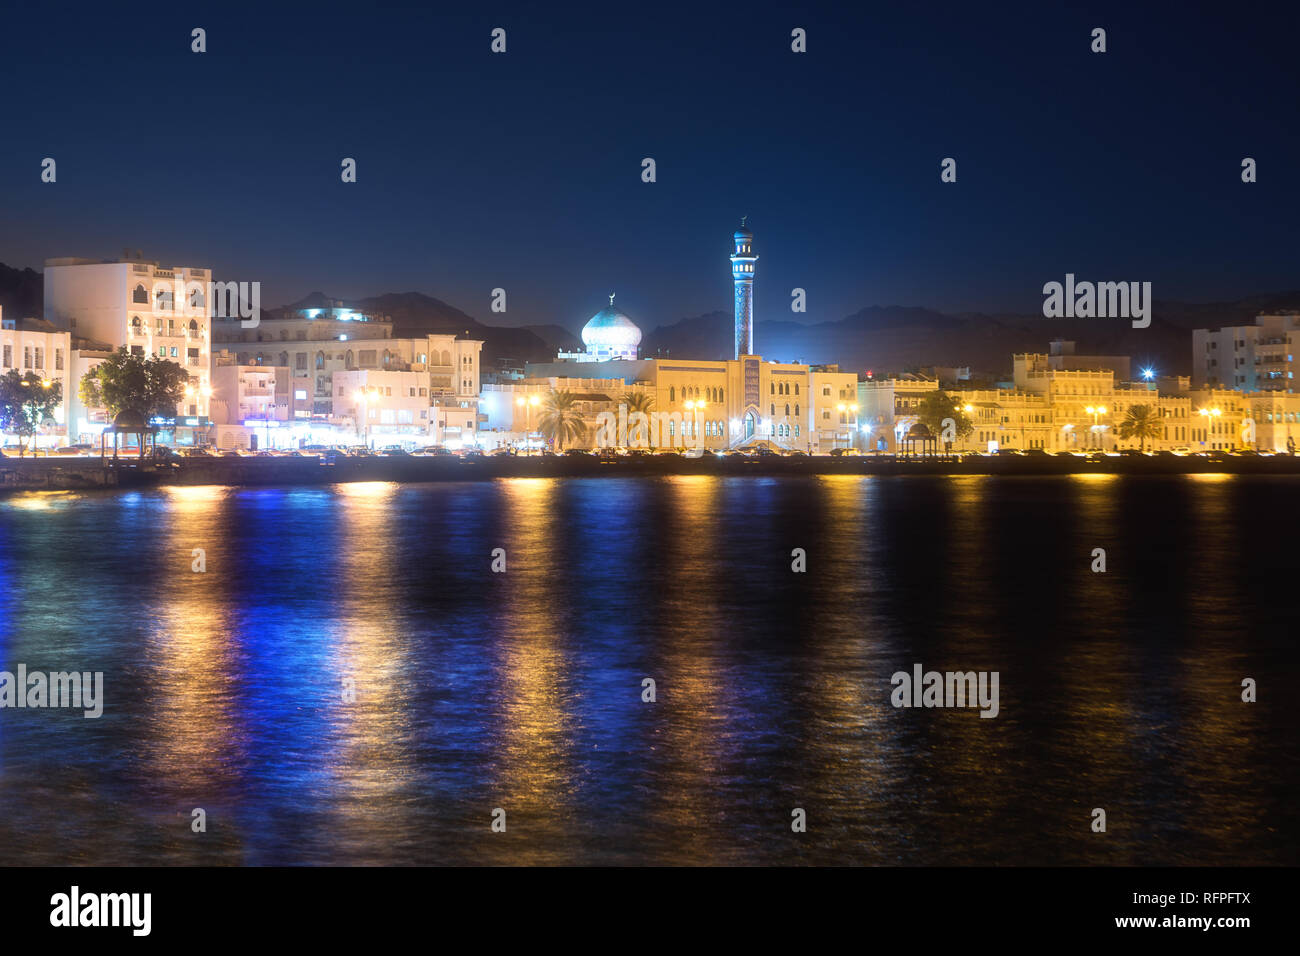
[537,390,587,451]
[79,348,191,420]
[916,391,974,450]
[622,391,655,448]
[1118,404,1162,451]
[0,370,64,457]
[622,391,655,415]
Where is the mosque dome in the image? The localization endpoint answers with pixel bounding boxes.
[581,301,642,351]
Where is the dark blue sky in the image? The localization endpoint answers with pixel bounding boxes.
[1,1,1295,331]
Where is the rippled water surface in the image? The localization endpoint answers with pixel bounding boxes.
[0,475,1296,865]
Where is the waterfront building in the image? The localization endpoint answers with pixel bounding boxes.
[516,222,848,451]
[1193,313,1299,391]
[212,300,483,444]
[43,254,214,443]
[332,368,442,448]
[67,341,114,443]
[808,366,861,451]
[479,378,634,450]
[208,363,310,450]
[522,355,830,451]
[0,310,73,448]
[857,375,940,452]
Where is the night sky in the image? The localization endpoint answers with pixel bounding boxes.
[1,2,1295,331]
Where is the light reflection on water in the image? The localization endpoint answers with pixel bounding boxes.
[0,475,1296,865]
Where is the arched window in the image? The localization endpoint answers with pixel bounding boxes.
[670,386,676,402]
[383,350,392,366]
[278,351,288,367]
[770,382,775,394]
[417,352,427,364]
[719,388,724,402]
[440,350,451,366]
[190,288,204,308]
[346,350,355,369]
[784,404,790,416]
[794,384,799,395]
[131,315,143,332]
[132,284,148,304]
[188,318,198,334]
[315,351,325,369]
[770,403,775,415]
[794,404,800,416]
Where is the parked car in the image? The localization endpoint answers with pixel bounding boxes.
[562,448,590,457]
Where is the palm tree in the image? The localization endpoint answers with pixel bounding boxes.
[537,390,587,451]
[1118,404,1162,451]
[623,391,655,415]
[622,391,656,450]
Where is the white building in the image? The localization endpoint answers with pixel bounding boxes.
[1193,313,1300,391]
[808,366,860,451]
[0,310,74,448]
[332,369,435,448]
[211,303,482,435]
[209,364,309,450]
[43,255,215,438]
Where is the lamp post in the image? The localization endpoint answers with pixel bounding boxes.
[354,385,380,449]
[516,393,540,454]
[1085,405,1108,450]
[836,403,859,450]
[1198,405,1222,450]
[684,399,707,450]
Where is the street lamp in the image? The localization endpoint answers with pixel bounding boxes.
[684,399,707,448]
[1085,405,1108,450]
[354,385,380,449]
[516,393,540,454]
[1198,405,1222,450]
[836,403,859,450]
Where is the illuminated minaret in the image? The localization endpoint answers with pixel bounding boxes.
[730,218,757,358]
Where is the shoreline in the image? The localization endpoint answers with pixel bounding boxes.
[4,452,1300,494]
